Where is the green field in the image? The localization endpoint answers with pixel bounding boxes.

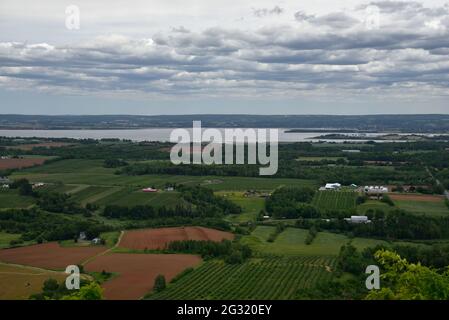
[357,200,393,214]
[0,263,67,300]
[0,189,35,209]
[95,188,183,208]
[99,231,121,247]
[241,226,388,256]
[11,159,317,193]
[312,191,358,211]
[148,256,335,300]
[393,200,449,217]
[39,184,79,194]
[20,159,110,174]
[296,156,345,161]
[69,185,115,205]
[218,192,266,223]
[0,232,22,249]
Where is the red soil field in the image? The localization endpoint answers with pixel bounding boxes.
[84,253,201,300]
[0,158,47,170]
[8,142,72,151]
[389,193,445,202]
[0,242,106,270]
[118,226,234,250]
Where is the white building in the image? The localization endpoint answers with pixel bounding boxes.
[345,216,370,224]
[91,238,102,245]
[342,149,361,153]
[325,183,342,190]
[32,182,45,189]
[364,186,388,194]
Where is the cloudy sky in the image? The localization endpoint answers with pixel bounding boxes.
[0,0,449,115]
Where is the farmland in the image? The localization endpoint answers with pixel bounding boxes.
[312,191,358,211]
[0,263,67,300]
[12,171,317,192]
[118,227,234,250]
[84,253,202,300]
[0,242,106,270]
[241,226,388,256]
[218,192,265,223]
[69,186,115,205]
[296,156,345,162]
[99,231,121,247]
[148,256,334,300]
[0,232,22,249]
[0,157,49,170]
[393,199,449,216]
[357,200,393,214]
[388,193,449,216]
[11,159,318,192]
[0,189,35,209]
[95,188,183,208]
[2,135,449,301]
[7,142,73,151]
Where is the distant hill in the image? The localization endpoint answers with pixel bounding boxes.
[1,114,449,132]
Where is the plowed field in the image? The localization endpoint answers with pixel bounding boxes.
[389,194,445,202]
[0,158,47,170]
[85,253,202,299]
[118,226,234,250]
[0,243,106,269]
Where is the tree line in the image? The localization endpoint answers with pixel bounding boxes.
[167,240,252,264]
[295,209,449,241]
[102,185,241,220]
[0,208,111,243]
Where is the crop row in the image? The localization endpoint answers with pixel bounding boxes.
[149,256,335,300]
[312,191,357,211]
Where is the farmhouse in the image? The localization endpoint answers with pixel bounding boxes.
[342,149,361,153]
[142,187,158,193]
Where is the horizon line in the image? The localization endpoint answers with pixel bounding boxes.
[2,113,449,117]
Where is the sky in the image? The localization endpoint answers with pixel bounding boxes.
[0,0,449,115]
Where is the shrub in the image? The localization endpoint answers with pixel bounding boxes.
[381,195,394,206]
[153,275,166,293]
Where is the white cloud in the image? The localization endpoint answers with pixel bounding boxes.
[0,0,448,105]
